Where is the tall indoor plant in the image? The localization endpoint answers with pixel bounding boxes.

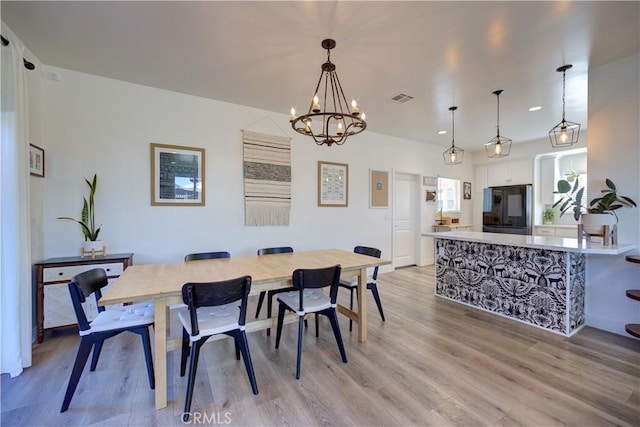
[57,174,103,249]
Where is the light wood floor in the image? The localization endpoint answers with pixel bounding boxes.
[2,265,639,426]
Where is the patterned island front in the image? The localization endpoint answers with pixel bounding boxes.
[434,238,585,336]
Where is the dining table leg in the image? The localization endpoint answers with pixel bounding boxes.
[154,297,168,409]
[357,267,368,342]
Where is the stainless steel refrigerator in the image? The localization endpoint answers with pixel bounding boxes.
[482,184,532,235]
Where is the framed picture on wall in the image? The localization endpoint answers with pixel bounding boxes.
[150,143,205,206]
[29,144,45,177]
[463,181,472,199]
[318,161,348,207]
[370,169,389,208]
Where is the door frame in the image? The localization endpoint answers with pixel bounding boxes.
[391,170,423,268]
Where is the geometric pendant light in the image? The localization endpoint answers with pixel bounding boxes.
[484,89,512,158]
[549,64,580,148]
[443,106,464,165]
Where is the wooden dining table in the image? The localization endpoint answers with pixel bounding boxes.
[100,248,390,409]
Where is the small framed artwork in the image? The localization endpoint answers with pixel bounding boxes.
[426,190,437,202]
[318,161,348,207]
[370,169,389,208]
[463,181,472,199]
[29,144,45,177]
[150,143,205,206]
[423,175,437,187]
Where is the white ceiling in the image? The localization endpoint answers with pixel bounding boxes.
[2,1,639,151]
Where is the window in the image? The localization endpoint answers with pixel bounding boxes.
[437,177,461,212]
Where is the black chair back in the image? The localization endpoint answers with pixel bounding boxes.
[68,268,109,332]
[184,251,230,261]
[354,246,382,281]
[257,246,293,255]
[291,265,341,312]
[181,275,251,336]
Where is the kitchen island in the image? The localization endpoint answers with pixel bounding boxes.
[421,230,635,336]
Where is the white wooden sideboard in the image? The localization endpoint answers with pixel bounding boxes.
[34,253,133,343]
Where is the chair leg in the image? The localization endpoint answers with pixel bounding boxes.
[275,303,286,349]
[183,339,203,422]
[140,327,155,389]
[327,309,348,363]
[61,337,94,412]
[315,313,319,338]
[234,336,240,360]
[255,291,266,319]
[369,283,385,321]
[266,291,273,336]
[89,339,104,371]
[233,330,259,395]
[295,316,304,380]
[180,328,189,377]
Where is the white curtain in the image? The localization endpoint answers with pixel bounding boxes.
[1,29,33,377]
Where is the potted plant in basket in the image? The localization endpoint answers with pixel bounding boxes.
[57,174,103,252]
[554,177,636,234]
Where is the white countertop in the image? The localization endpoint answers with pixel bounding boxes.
[421,230,636,255]
[433,223,473,228]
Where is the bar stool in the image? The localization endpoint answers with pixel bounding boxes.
[624,255,640,338]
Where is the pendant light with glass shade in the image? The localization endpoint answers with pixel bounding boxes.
[443,106,464,165]
[549,64,580,148]
[484,90,511,158]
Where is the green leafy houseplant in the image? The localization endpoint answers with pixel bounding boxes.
[588,178,637,220]
[57,174,101,241]
[543,208,555,224]
[554,177,637,221]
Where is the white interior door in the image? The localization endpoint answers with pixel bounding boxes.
[393,172,418,267]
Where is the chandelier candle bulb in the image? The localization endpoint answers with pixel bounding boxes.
[351,99,359,115]
[337,122,344,135]
[290,107,296,122]
[312,95,321,113]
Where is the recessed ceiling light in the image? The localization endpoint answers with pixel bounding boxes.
[528,105,543,112]
[438,130,447,135]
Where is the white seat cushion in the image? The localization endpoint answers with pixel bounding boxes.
[82,301,154,336]
[277,289,331,315]
[339,275,375,288]
[178,302,240,341]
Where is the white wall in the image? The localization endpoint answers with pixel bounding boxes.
[586,53,640,336]
[36,66,473,266]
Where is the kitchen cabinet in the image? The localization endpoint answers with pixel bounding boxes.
[534,226,555,236]
[486,159,533,187]
[474,165,488,192]
[34,253,133,343]
[539,157,556,205]
[533,226,577,238]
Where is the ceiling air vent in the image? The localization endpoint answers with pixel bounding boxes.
[391,93,414,103]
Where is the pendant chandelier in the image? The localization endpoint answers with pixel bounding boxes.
[549,64,580,148]
[443,106,464,165]
[289,39,366,147]
[484,90,512,158]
